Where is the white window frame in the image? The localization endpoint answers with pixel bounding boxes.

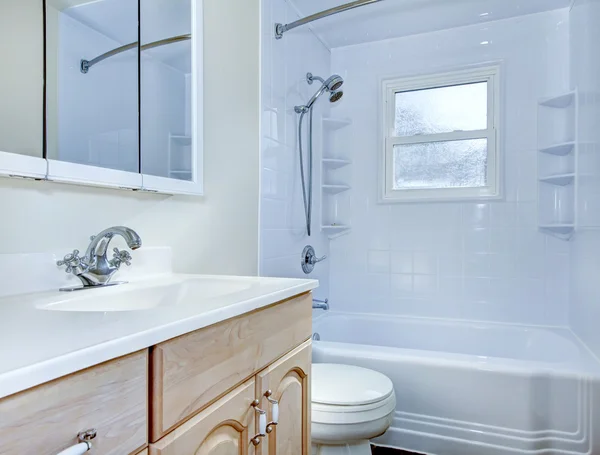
[380,65,501,203]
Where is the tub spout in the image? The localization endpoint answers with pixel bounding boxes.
[313,298,329,311]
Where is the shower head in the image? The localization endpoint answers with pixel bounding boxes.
[325,75,344,92]
[307,72,344,91]
[329,90,344,103]
[304,72,345,110]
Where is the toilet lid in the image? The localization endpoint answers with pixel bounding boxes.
[311,364,394,406]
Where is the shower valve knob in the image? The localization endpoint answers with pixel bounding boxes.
[301,245,326,274]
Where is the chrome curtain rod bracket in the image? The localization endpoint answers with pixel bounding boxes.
[80,34,191,74]
[274,0,382,39]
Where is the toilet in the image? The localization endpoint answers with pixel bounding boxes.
[311,363,396,455]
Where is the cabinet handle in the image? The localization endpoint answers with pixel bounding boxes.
[250,399,267,446]
[264,390,279,433]
[56,443,91,455]
[55,429,96,455]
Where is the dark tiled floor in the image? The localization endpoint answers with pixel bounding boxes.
[371,445,426,455]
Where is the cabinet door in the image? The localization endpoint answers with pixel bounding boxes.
[255,341,311,455]
[149,379,256,455]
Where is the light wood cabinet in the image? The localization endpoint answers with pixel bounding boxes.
[0,351,148,455]
[256,341,311,455]
[150,293,312,440]
[149,379,256,455]
[0,292,312,455]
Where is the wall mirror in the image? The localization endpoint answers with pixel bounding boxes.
[0,0,46,178]
[0,0,202,195]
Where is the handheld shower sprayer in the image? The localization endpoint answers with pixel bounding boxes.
[295,72,345,236]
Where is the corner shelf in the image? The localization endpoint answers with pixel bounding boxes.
[539,224,575,240]
[539,91,576,108]
[537,89,579,240]
[170,135,192,146]
[322,224,351,239]
[321,117,353,240]
[322,184,351,194]
[538,173,575,186]
[539,142,575,156]
[168,133,192,180]
[322,158,351,169]
[322,117,352,131]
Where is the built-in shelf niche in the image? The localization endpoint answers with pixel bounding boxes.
[321,117,352,239]
[537,89,578,240]
[168,133,192,180]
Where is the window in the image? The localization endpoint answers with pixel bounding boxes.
[381,66,500,202]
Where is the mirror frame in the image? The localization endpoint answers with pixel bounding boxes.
[0,0,203,196]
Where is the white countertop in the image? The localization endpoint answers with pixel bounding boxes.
[0,274,318,399]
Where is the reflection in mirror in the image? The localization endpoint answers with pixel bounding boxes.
[0,0,44,158]
[141,0,193,181]
[45,0,139,173]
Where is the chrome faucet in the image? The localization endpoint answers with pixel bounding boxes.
[301,245,327,274]
[312,298,329,311]
[57,226,141,291]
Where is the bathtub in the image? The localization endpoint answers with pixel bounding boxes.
[312,313,600,455]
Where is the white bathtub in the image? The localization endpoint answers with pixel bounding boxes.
[312,313,600,455]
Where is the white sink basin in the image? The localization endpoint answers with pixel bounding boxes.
[35,276,255,312]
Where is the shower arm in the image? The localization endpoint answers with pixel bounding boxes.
[275,0,383,39]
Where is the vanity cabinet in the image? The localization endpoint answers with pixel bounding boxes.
[256,342,311,455]
[149,340,311,455]
[0,292,312,455]
[148,379,256,455]
[0,351,148,455]
[149,293,312,441]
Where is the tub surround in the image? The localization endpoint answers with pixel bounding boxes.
[0,250,317,399]
[314,312,600,455]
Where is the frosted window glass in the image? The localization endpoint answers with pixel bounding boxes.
[393,139,487,190]
[395,82,487,136]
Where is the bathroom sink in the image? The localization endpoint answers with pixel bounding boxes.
[35,276,255,312]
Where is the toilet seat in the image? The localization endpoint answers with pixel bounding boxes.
[312,363,394,406]
[311,364,396,424]
[312,391,396,424]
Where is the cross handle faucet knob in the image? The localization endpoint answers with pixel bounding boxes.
[57,250,87,274]
[111,248,132,268]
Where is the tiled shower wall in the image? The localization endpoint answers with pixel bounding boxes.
[260,0,332,299]
[570,0,600,357]
[327,11,572,325]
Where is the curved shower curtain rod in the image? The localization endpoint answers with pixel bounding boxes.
[275,0,383,39]
[80,34,191,74]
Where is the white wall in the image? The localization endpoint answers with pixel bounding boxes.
[259,0,331,300]
[0,0,260,277]
[328,10,571,325]
[0,0,44,158]
[569,0,600,356]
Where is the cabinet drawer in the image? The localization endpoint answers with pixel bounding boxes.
[149,379,256,455]
[150,292,312,441]
[0,351,148,455]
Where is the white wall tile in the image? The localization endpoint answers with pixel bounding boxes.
[570,0,600,357]
[260,0,332,301]
[367,250,391,274]
[327,10,571,325]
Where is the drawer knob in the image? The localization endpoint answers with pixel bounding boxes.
[55,429,96,455]
[251,399,267,446]
[264,390,279,434]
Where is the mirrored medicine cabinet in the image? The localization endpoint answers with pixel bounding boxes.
[0,0,203,195]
